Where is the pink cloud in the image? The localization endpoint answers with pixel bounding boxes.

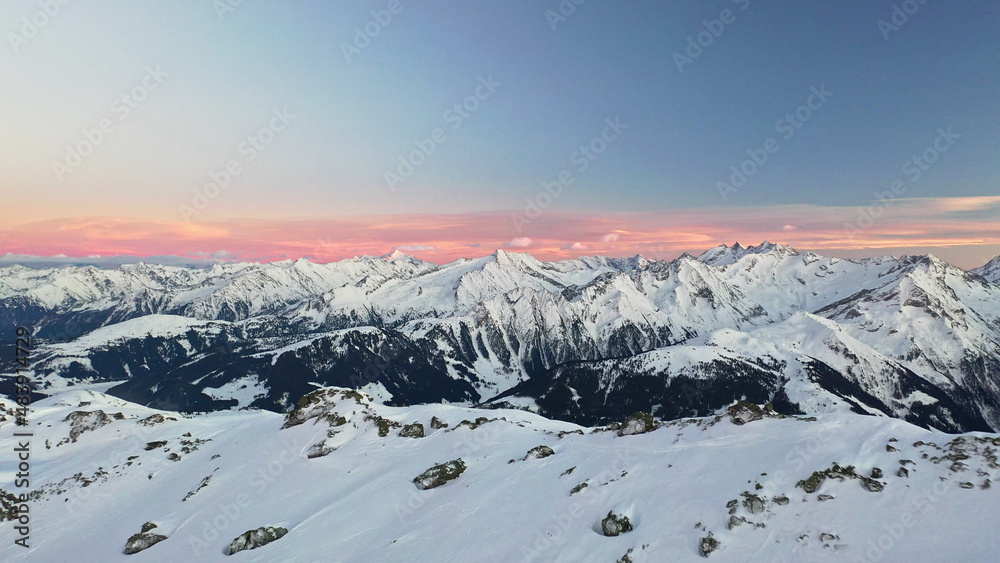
[504,237,534,248]
[1,197,998,269]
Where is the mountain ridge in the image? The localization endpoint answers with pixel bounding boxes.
[3,243,999,433]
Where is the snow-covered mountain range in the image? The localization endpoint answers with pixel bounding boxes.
[2,244,1000,561]
[3,243,1000,433]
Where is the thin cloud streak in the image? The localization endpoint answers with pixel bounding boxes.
[1,197,997,269]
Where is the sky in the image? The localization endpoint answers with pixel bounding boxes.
[1,0,998,268]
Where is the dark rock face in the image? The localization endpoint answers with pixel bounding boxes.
[98,328,481,413]
[493,357,784,427]
[618,412,656,436]
[601,511,633,537]
[399,423,425,438]
[123,522,167,555]
[524,445,555,460]
[413,459,467,490]
[226,526,288,555]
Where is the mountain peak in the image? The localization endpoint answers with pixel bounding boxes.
[383,249,414,261]
[697,241,796,266]
[972,255,1000,283]
[491,248,531,263]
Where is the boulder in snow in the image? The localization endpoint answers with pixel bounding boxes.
[226,526,289,555]
[123,522,167,555]
[413,459,466,490]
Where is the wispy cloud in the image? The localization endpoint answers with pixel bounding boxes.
[503,237,534,248]
[395,244,439,252]
[1,197,997,269]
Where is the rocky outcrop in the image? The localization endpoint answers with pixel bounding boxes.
[601,511,633,536]
[226,526,289,555]
[413,459,467,490]
[124,522,167,555]
[618,412,656,436]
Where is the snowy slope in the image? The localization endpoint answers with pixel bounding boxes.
[972,256,1000,283]
[0,389,998,562]
[496,311,991,433]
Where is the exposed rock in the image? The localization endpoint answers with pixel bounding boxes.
[305,443,336,459]
[139,414,172,426]
[617,411,656,436]
[524,445,555,460]
[616,547,635,563]
[182,476,212,502]
[699,533,720,557]
[727,401,770,425]
[741,492,765,514]
[124,522,167,555]
[861,477,885,492]
[371,415,401,437]
[282,389,367,429]
[226,526,289,555]
[64,410,113,442]
[399,423,425,438]
[454,417,494,431]
[321,414,347,427]
[430,416,448,429]
[601,511,633,536]
[797,463,883,493]
[413,459,466,490]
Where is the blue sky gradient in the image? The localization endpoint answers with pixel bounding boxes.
[1,0,997,265]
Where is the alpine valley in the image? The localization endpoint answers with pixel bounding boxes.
[1,243,999,561]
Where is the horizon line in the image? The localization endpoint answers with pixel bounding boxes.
[3,241,997,273]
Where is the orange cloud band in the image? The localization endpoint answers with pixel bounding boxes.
[1,197,997,268]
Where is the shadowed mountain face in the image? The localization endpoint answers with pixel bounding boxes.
[4,244,1000,432]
